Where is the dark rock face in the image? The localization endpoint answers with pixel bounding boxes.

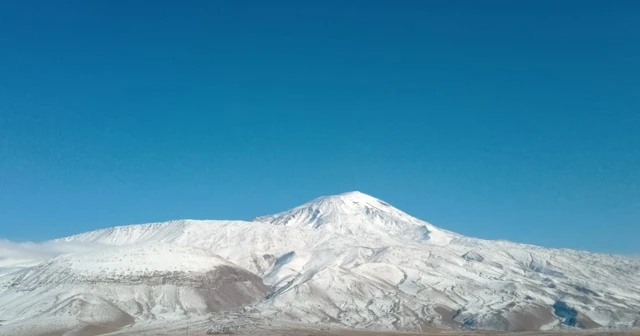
[553,300,577,326]
[503,304,556,331]
[462,251,485,262]
[194,265,270,312]
[574,285,599,296]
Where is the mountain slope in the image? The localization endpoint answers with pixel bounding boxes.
[1,192,639,335]
[0,244,268,336]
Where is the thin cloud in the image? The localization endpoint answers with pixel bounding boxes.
[0,239,107,269]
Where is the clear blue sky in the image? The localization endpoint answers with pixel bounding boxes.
[0,1,638,254]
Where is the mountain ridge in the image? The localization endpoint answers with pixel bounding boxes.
[1,192,639,335]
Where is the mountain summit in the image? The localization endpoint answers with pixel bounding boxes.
[255,191,459,244]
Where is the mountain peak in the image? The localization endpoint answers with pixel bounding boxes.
[313,191,392,209]
[329,191,396,207]
[337,190,377,200]
[255,192,458,244]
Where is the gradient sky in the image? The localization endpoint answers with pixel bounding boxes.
[0,1,638,254]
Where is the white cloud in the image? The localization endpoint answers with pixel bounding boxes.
[0,239,106,270]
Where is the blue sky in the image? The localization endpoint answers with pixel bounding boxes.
[0,1,638,254]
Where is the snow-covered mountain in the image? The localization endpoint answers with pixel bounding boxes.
[255,191,459,245]
[0,191,639,335]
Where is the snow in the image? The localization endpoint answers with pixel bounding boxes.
[255,191,460,245]
[10,244,235,289]
[1,191,639,335]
